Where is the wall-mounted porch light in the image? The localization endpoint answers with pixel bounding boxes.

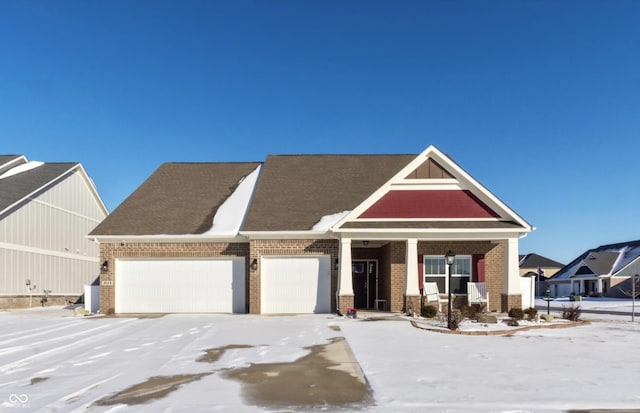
[335,257,339,270]
[362,240,369,246]
[101,261,109,272]
[251,258,258,271]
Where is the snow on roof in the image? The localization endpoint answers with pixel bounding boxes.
[202,165,261,236]
[0,160,44,179]
[311,210,351,231]
[612,244,640,274]
[550,240,640,281]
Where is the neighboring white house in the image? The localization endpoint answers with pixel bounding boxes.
[0,155,108,308]
[547,240,640,298]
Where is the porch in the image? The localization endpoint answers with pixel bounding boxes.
[336,238,523,315]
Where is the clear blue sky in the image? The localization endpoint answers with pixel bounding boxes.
[1,0,639,264]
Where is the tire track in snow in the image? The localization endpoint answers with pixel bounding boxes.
[0,317,82,344]
[0,319,136,375]
[0,319,134,361]
[32,373,121,412]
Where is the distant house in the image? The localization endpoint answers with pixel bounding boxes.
[0,155,108,308]
[547,240,640,298]
[519,253,564,297]
[90,145,534,315]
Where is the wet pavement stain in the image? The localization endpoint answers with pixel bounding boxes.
[224,337,373,410]
[90,339,372,410]
[197,344,254,363]
[93,373,210,406]
[30,377,48,385]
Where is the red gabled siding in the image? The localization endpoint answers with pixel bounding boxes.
[359,190,499,219]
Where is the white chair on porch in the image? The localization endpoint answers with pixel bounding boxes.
[467,282,489,312]
[424,282,445,313]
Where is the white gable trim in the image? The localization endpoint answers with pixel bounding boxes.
[0,163,109,218]
[332,145,532,232]
[74,164,109,217]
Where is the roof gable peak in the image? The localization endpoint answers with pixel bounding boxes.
[333,145,533,232]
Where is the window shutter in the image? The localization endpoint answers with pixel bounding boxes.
[473,254,485,282]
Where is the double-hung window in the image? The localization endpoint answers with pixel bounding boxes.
[424,255,471,294]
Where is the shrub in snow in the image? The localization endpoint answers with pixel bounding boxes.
[503,318,519,327]
[508,308,525,320]
[460,304,478,320]
[523,307,538,321]
[421,305,438,318]
[562,305,582,321]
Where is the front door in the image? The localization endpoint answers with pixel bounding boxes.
[352,260,378,309]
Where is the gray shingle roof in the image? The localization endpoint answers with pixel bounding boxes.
[575,251,620,277]
[519,253,564,269]
[90,162,261,236]
[242,154,415,231]
[0,162,78,214]
[550,240,640,281]
[0,155,22,166]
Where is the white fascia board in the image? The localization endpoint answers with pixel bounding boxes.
[335,229,526,241]
[90,234,250,244]
[569,276,598,281]
[239,231,335,240]
[386,182,463,190]
[352,217,503,222]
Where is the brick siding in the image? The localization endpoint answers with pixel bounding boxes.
[99,238,511,315]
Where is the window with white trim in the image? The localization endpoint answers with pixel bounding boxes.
[423,255,471,294]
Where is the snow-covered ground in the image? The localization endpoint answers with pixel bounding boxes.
[535,296,640,317]
[1,303,639,412]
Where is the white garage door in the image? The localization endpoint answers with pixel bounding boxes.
[261,256,331,314]
[115,258,245,313]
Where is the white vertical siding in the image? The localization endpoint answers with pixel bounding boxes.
[0,170,106,295]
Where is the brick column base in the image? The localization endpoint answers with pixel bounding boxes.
[501,294,522,312]
[404,294,422,315]
[338,295,354,315]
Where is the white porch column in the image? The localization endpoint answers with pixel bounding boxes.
[338,238,353,296]
[405,238,420,296]
[503,238,522,295]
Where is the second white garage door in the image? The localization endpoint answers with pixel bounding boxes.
[260,256,331,314]
[115,258,245,313]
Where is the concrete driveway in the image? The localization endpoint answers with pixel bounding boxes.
[0,307,371,412]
